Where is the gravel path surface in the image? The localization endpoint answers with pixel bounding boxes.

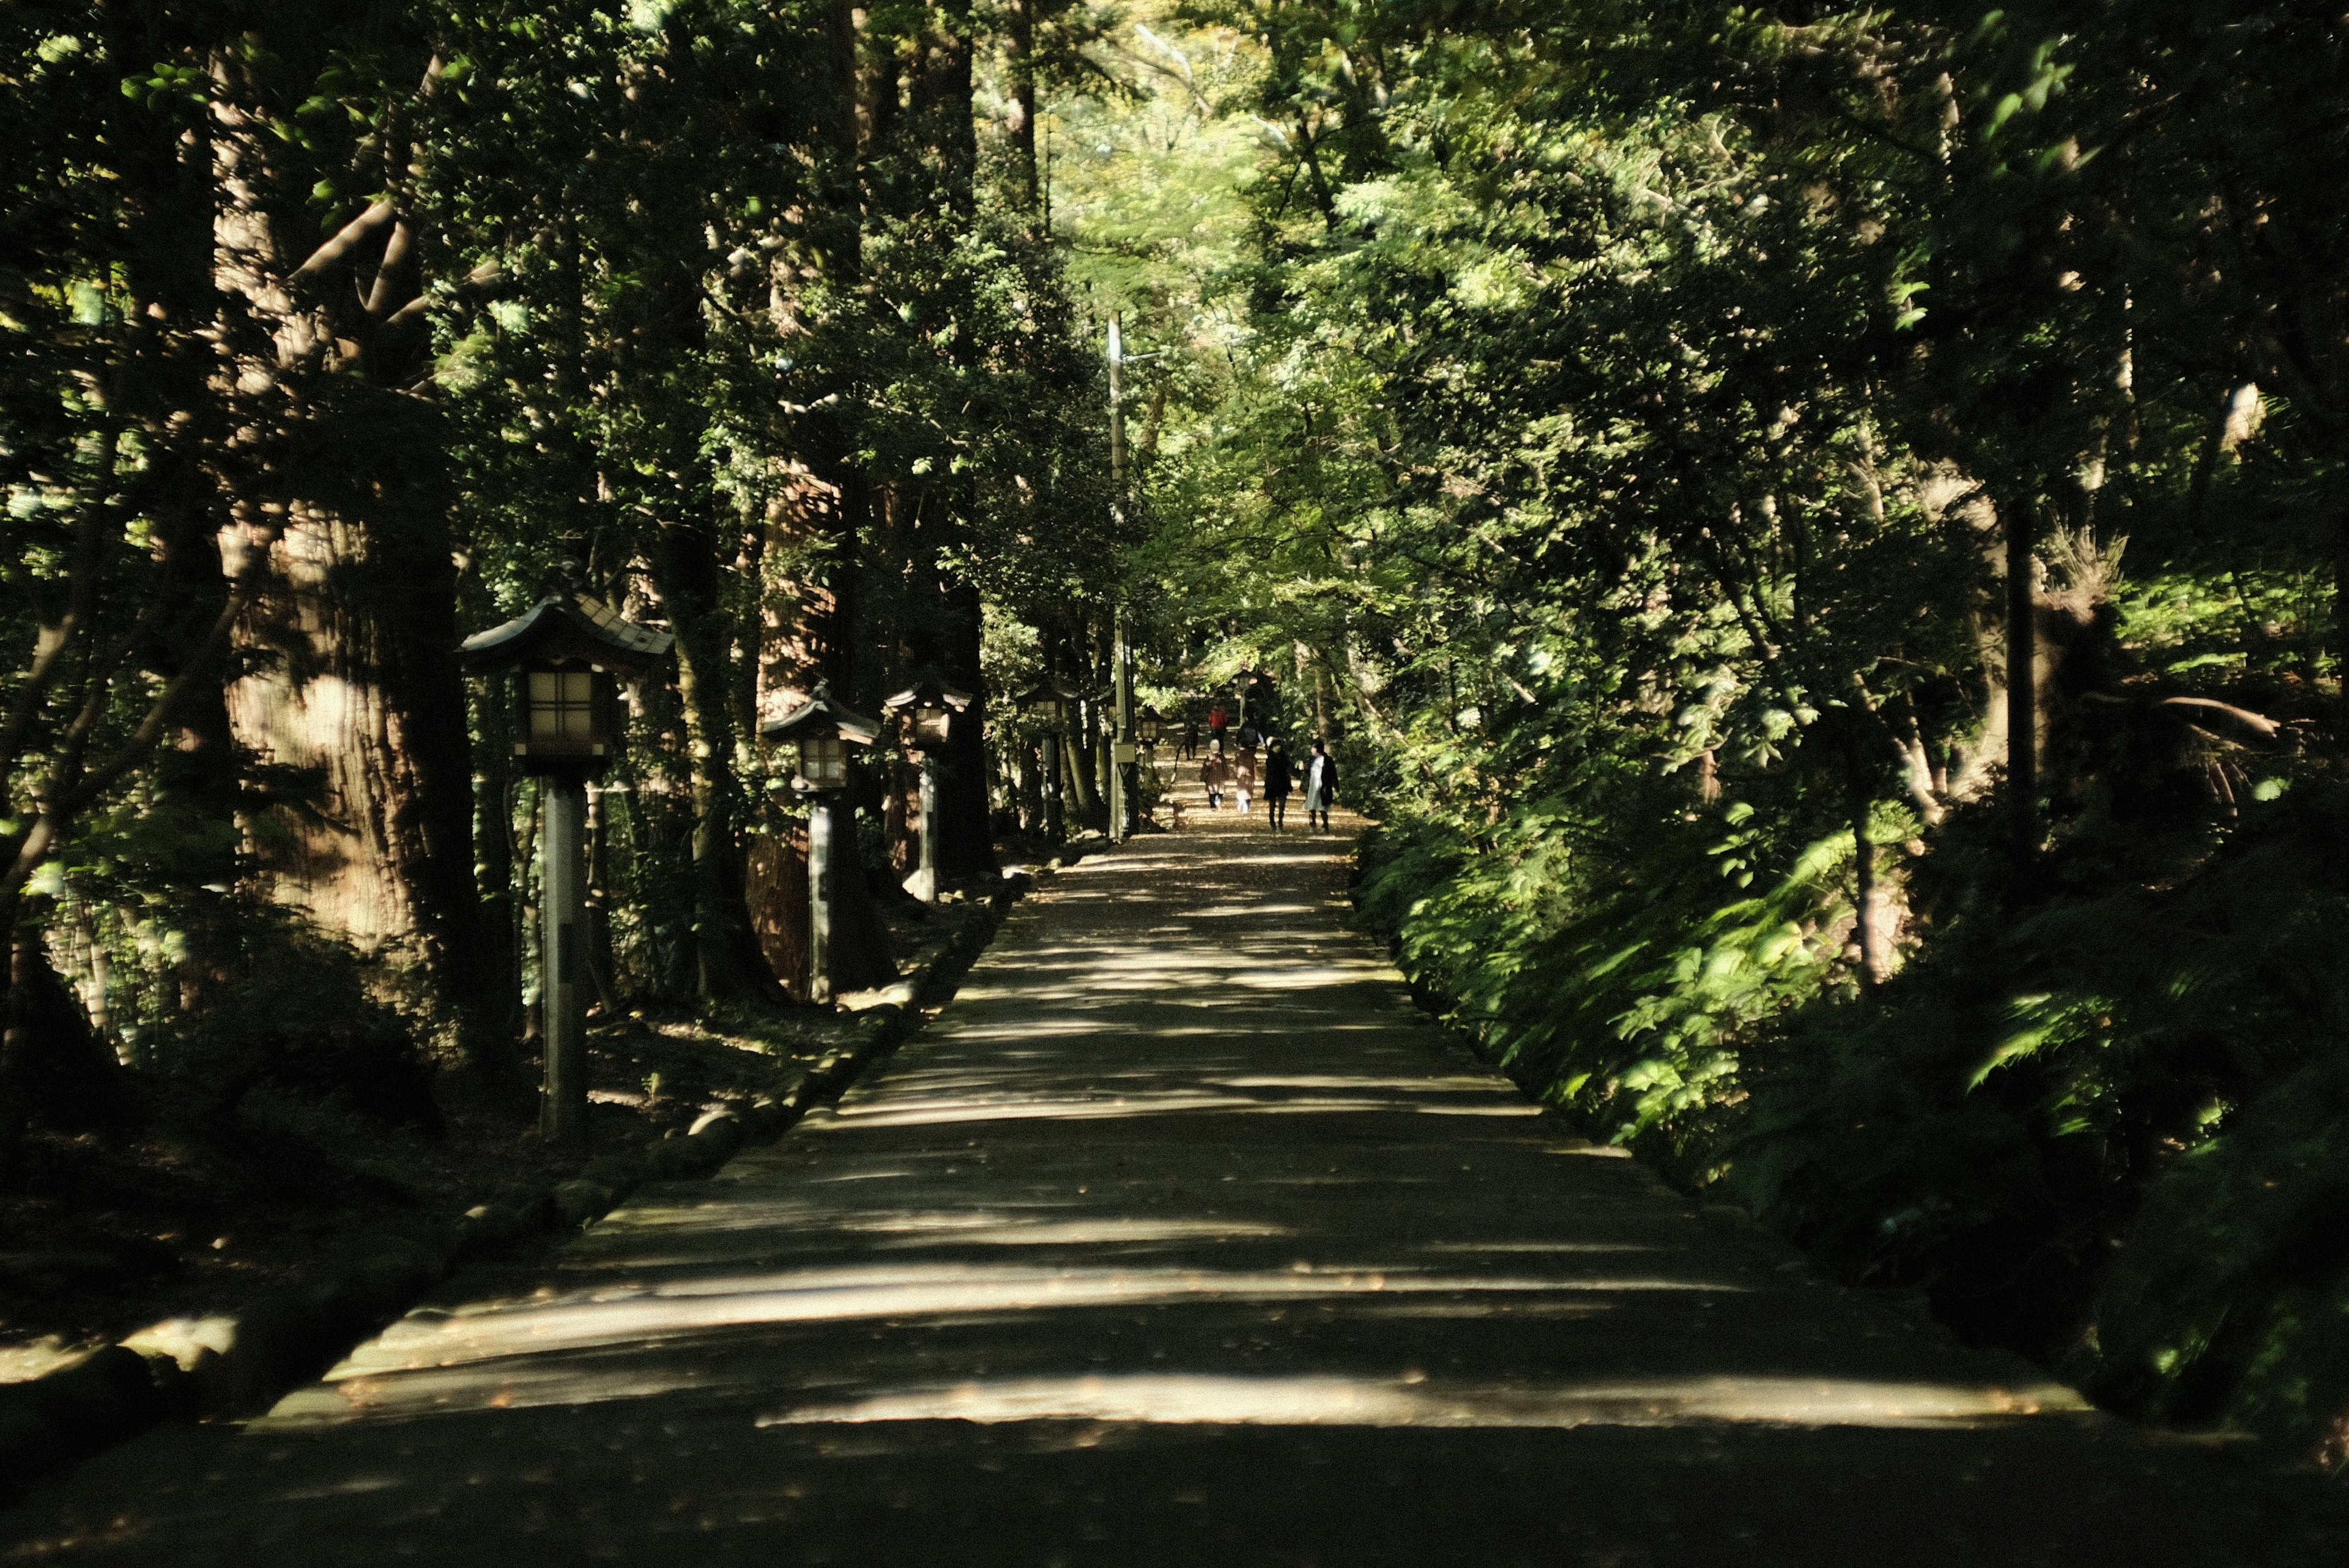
[6,805,2344,1564]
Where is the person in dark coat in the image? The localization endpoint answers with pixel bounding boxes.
[1303,738,1337,832]
[1263,739,1294,829]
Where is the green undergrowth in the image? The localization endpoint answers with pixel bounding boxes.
[1359,771,2349,1468]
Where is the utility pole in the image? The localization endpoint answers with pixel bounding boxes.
[1108,314,1138,841]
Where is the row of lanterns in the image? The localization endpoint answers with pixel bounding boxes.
[458,571,1178,1143]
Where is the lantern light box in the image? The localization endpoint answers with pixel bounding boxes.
[460,581,674,777]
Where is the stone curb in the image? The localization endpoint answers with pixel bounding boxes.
[0,866,1045,1506]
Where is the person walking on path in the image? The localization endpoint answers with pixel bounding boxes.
[1304,738,1337,832]
[1233,739,1258,815]
[1263,739,1293,829]
[1207,703,1229,744]
[1203,739,1228,809]
[1178,716,1200,760]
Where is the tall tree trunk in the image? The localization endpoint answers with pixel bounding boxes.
[1004,0,1039,213]
[210,47,507,1081]
[2004,496,2038,865]
[937,576,997,875]
[752,473,897,999]
[744,2,894,999]
[650,512,777,1004]
[912,0,979,216]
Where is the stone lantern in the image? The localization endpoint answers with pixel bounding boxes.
[762,681,880,1004]
[883,670,974,903]
[460,576,672,1145]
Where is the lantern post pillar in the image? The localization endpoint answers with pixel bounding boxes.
[762,681,881,1006]
[913,755,941,900]
[1113,607,1137,841]
[540,777,589,1144]
[1041,733,1063,841]
[1106,316,1137,844]
[458,570,672,1149]
[806,790,837,1004]
[883,678,968,903]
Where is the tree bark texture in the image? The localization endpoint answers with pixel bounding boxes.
[210,48,503,1078]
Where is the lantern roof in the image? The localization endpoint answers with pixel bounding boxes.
[1015,675,1080,708]
[762,679,881,746]
[459,586,674,675]
[882,667,976,716]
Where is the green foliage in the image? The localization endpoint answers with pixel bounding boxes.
[1363,793,1877,1161]
[1091,0,2349,1465]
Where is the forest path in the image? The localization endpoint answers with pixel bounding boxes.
[6,796,2343,1565]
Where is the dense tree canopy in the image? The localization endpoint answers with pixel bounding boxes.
[9,0,2349,1466]
[1078,0,2349,1463]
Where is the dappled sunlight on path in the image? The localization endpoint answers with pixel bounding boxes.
[7,801,2344,1565]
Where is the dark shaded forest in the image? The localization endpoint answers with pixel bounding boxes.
[10,0,2349,1469]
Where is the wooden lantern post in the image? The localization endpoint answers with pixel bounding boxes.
[1017,678,1077,843]
[883,670,974,903]
[762,681,881,1004]
[459,580,672,1145]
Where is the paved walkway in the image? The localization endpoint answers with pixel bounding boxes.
[7,805,2345,1564]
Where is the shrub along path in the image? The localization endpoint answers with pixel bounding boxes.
[5,802,2344,1565]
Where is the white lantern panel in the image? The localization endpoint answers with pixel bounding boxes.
[525,668,603,744]
[800,733,848,790]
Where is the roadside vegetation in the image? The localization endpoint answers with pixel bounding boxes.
[1096,2,2349,1467]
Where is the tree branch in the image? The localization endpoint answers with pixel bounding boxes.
[292,199,398,281]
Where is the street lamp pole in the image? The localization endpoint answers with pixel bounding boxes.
[1108,314,1137,843]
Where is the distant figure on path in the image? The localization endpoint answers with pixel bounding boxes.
[1178,716,1200,760]
[1237,720,1262,752]
[1263,739,1293,829]
[1234,741,1258,815]
[1203,739,1228,808]
[1304,738,1337,832]
[1207,703,1229,743]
